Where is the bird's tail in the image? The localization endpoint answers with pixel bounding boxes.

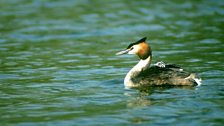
[186,73,202,86]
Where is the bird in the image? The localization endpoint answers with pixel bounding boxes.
[116,37,201,88]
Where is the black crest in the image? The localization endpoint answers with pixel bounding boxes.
[127,37,147,49]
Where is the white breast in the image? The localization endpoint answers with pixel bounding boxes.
[124,56,151,88]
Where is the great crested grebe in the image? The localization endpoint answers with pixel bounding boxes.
[116,37,201,88]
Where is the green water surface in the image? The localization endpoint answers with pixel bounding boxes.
[0,0,224,126]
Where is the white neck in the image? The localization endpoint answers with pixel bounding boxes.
[124,56,151,87]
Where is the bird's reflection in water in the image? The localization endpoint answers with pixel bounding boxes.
[124,86,195,108]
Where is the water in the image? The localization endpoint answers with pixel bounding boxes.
[0,0,224,126]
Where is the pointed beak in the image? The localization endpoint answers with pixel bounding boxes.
[116,49,130,55]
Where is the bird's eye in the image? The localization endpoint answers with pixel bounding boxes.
[130,47,134,50]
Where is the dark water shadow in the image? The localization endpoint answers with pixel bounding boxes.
[124,86,196,108]
[137,85,196,95]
